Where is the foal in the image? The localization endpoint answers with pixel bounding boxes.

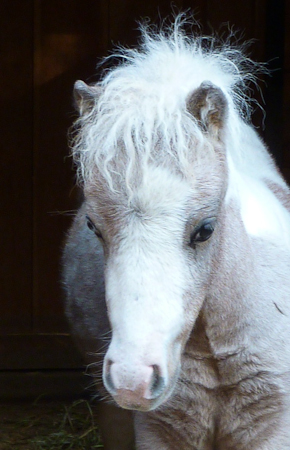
[63,19,290,450]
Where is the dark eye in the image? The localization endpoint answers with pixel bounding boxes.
[190,218,216,245]
[86,215,103,239]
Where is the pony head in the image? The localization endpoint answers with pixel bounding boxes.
[71,19,262,411]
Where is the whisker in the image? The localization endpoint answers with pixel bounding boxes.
[48,209,78,216]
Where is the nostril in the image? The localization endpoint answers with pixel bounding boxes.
[150,365,165,398]
[104,359,116,394]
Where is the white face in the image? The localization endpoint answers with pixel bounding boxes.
[85,163,224,411]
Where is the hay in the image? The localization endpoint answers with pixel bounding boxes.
[0,399,103,450]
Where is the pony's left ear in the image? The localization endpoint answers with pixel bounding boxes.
[73,80,102,115]
[186,81,228,139]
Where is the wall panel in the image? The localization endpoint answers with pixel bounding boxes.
[0,0,34,333]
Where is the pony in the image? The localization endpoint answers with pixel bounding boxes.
[62,17,290,450]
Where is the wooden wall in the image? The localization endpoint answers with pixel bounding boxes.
[0,0,288,397]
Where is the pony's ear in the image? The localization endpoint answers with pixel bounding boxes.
[186,81,228,139]
[73,80,102,115]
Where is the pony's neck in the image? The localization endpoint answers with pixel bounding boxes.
[225,123,290,249]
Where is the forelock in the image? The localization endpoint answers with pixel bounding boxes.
[71,15,265,191]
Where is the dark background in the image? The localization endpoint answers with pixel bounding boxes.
[0,0,288,398]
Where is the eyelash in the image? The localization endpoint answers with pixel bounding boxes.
[189,219,216,245]
[86,215,103,239]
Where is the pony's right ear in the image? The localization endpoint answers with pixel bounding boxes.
[73,80,102,115]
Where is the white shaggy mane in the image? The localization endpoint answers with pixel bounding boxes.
[72,16,269,189]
